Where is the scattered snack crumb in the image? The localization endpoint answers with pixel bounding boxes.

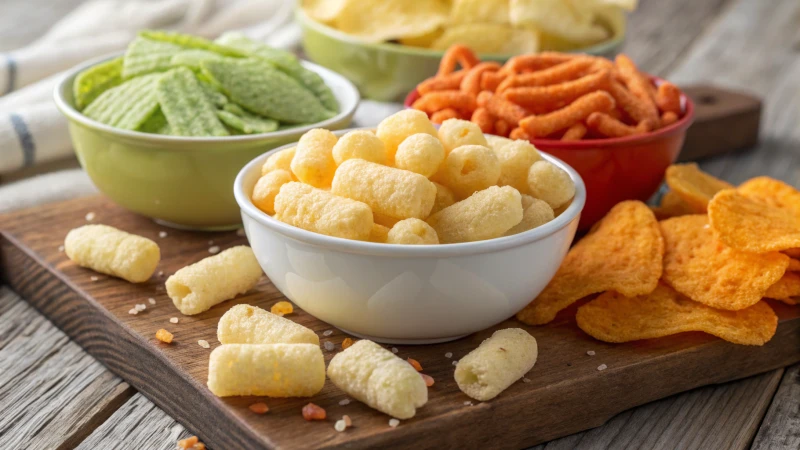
[597,364,608,371]
[208,245,220,254]
[208,240,214,245]
[85,212,96,221]
[302,403,326,421]
[341,338,354,349]
[334,420,346,432]
[135,304,146,311]
[339,398,350,406]
[128,308,138,315]
[407,358,423,371]
[391,347,398,354]
[522,378,532,384]
[421,373,435,387]
[158,271,165,277]
[177,436,204,450]
[156,328,173,344]
[452,360,458,366]
[249,402,269,414]
[270,301,294,316]
[148,297,156,305]
[58,245,64,252]
[159,231,168,238]
[198,340,210,349]
[323,330,333,336]
[324,341,335,351]
[236,228,246,237]
[445,352,453,358]
[587,350,596,356]
[343,415,352,427]
[464,401,473,406]
[169,317,179,324]
[389,418,400,428]
[90,276,99,281]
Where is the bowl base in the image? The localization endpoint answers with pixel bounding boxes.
[336,328,468,345]
[153,218,241,232]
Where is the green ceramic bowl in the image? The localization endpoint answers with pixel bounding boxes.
[298,8,626,102]
[54,54,360,231]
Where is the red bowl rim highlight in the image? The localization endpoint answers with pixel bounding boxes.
[402,75,695,150]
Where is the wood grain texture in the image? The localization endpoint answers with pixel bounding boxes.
[751,363,800,450]
[76,393,195,450]
[1,196,799,450]
[0,286,134,450]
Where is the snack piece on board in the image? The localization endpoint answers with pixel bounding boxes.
[665,163,734,213]
[64,224,160,283]
[650,190,695,220]
[327,340,428,419]
[516,201,663,325]
[166,246,263,315]
[576,284,778,346]
[660,215,789,310]
[217,304,320,345]
[708,189,800,253]
[765,272,800,305]
[455,328,538,401]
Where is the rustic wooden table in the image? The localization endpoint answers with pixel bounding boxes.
[1,0,798,448]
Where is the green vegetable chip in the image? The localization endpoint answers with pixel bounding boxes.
[216,103,279,134]
[122,37,183,79]
[140,30,244,58]
[73,56,124,110]
[170,49,224,72]
[137,108,172,135]
[83,73,161,130]
[157,68,229,137]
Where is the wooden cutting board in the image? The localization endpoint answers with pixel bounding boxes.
[1,195,798,450]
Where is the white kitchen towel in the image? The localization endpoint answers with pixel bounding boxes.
[0,0,298,175]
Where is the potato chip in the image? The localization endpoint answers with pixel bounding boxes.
[399,28,444,48]
[73,56,123,110]
[201,58,334,124]
[217,104,279,135]
[788,258,800,272]
[302,0,351,23]
[432,24,538,54]
[157,68,228,137]
[664,163,733,213]
[738,176,800,216]
[785,248,800,259]
[122,36,183,79]
[83,73,161,130]
[660,215,789,310]
[650,190,694,220]
[708,189,800,253]
[516,201,663,325]
[334,0,449,43]
[765,271,800,303]
[576,284,778,346]
[510,0,609,44]
[449,0,510,26]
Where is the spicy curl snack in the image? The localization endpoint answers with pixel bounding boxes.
[412,45,685,141]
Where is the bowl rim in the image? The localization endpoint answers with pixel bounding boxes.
[403,75,695,150]
[295,7,626,60]
[53,52,361,145]
[234,127,586,257]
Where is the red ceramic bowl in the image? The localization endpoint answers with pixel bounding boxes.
[404,79,694,230]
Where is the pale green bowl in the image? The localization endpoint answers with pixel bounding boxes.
[298,8,626,102]
[54,54,360,231]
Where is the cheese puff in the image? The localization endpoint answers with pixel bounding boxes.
[527,160,576,209]
[430,182,456,215]
[471,108,495,134]
[376,110,438,163]
[656,82,682,115]
[461,62,501,95]
[368,223,391,243]
[332,130,387,166]
[64,224,159,283]
[387,218,439,245]
[261,147,296,176]
[435,144,501,199]
[218,304,319,345]
[274,182,373,241]
[519,91,615,138]
[290,128,337,188]
[373,212,401,228]
[437,118,488,153]
[412,91,477,116]
[430,108,461,124]
[561,123,587,141]
[252,169,293,214]
[494,139,542,193]
[332,159,437,220]
[504,197,554,236]
[417,70,466,95]
[395,133,445,178]
[427,186,523,243]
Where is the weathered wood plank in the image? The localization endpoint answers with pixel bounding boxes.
[76,393,195,450]
[530,369,783,450]
[0,286,134,450]
[751,363,800,450]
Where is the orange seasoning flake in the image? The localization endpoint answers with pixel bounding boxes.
[341,337,355,349]
[270,301,294,316]
[407,357,423,372]
[155,328,173,344]
[421,373,435,387]
[302,403,326,421]
[249,402,269,414]
[177,436,205,450]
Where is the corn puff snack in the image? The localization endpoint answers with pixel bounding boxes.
[427,186,523,243]
[64,224,160,283]
[217,304,319,345]
[290,128,338,188]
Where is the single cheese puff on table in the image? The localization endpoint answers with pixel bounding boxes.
[327,340,427,419]
[217,304,319,345]
[64,224,160,283]
[166,246,262,315]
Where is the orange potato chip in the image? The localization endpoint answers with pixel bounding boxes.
[708,189,800,253]
[660,215,789,310]
[784,248,800,259]
[516,201,663,325]
[788,258,800,272]
[664,163,734,213]
[738,176,800,216]
[576,284,778,346]
[765,271,800,303]
[650,190,694,220]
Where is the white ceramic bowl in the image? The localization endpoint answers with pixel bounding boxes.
[234,132,586,344]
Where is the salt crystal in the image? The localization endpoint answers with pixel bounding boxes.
[169,317,179,324]
[464,401,473,406]
[324,341,335,351]
[388,419,400,428]
[85,212,96,221]
[148,298,156,305]
[135,304,146,311]
[522,378,532,383]
[323,330,333,336]
[391,347,398,354]
[158,271,164,277]
[208,246,220,254]
[597,364,608,371]
[452,360,458,366]
[445,352,453,359]
[587,350,596,356]
[334,420,346,432]
[339,399,350,406]
[198,340,210,349]
[128,309,138,315]
[90,276,99,281]
[159,231,168,238]
[58,245,64,252]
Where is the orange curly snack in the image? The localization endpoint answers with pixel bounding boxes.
[479,91,528,124]
[418,71,467,95]
[615,54,658,109]
[519,91,615,138]
[660,214,789,310]
[461,62,501,95]
[586,112,650,137]
[503,70,611,112]
[576,284,778,346]
[412,91,476,115]
[765,272,800,303]
[516,201,663,325]
[708,189,800,253]
[471,108,494,133]
[738,176,800,216]
[607,79,659,124]
[494,119,510,137]
[407,358,423,371]
[480,71,506,92]
[430,108,461,124]
[788,258,800,272]
[656,82,682,115]
[502,52,576,73]
[661,111,678,126]
[561,123,587,141]
[509,127,529,140]
[650,190,694,220]
[665,163,734,213]
[437,44,479,76]
[497,58,595,92]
